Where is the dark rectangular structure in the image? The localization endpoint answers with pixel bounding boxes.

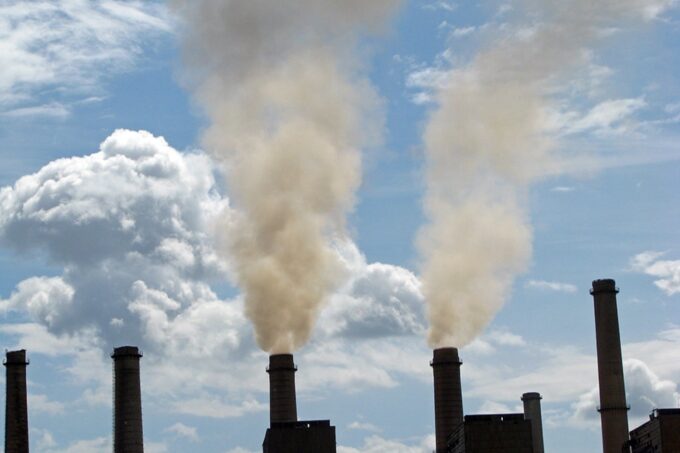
[112,346,144,453]
[591,279,630,453]
[630,409,680,453]
[432,347,464,453]
[449,414,534,453]
[4,350,29,453]
[267,354,298,424]
[262,420,336,453]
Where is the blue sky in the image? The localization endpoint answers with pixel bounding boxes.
[0,1,679,452]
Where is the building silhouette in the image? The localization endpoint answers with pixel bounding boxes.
[629,409,680,453]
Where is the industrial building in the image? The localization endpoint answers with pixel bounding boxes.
[629,409,680,453]
[431,347,544,453]
[449,413,534,453]
[262,354,337,453]
[2,278,679,452]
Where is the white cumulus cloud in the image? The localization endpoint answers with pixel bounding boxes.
[631,251,680,295]
[0,129,434,418]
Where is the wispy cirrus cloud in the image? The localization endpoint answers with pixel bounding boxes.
[0,0,170,114]
[526,280,578,293]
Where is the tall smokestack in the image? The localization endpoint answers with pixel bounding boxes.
[267,354,298,424]
[431,347,464,453]
[4,350,29,453]
[112,346,144,453]
[522,392,544,453]
[591,279,629,453]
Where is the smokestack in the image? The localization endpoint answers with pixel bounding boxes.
[591,279,629,453]
[112,346,144,453]
[4,350,29,453]
[267,354,298,424]
[522,392,544,453]
[431,347,464,453]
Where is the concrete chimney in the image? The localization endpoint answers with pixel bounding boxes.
[4,350,29,453]
[591,279,629,453]
[431,347,464,453]
[267,354,298,424]
[112,346,144,453]
[522,392,544,453]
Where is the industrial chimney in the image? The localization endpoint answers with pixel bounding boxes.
[522,392,545,453]
[267,354,298,424]
[4,350,29,453]
[112,346,144,453]
[431,347,464,453]
[591,279,629,453]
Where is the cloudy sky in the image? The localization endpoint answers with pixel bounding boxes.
[0,1,679,452]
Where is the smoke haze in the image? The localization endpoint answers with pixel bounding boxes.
[420,0,670,348]
[170,0,401,353]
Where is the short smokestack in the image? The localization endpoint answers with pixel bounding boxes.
[522,392,544,453]
[431,347,464,453]
[112,346,144,453]
[267,354,298,424]
[591,279,629,453]
[4,350,29,453]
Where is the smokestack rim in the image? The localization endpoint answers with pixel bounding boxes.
[590,279,618,295]
[521,392,542,401]
[3,349,29,366]
[111,346,143,358]
[430,347,462,366]
[267,353,297,373]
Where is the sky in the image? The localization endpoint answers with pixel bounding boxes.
[0,1,679,452]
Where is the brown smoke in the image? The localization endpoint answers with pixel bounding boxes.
[420,0,670,348]
[171,0,401,353]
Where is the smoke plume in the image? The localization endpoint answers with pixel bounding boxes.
[170,0,401,353]
[420,0,672,348]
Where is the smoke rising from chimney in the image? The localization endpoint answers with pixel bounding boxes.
[170,0,401,353]
[419,0,667,348]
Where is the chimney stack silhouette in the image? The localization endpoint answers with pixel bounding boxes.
[267,354,298,424]
[4,350,29,453]
[112,346,144,453]
[591,279,629,453]
[522,392,545,453]
[431,347,464,453]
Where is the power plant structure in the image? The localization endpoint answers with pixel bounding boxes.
[591,279,630,453]
[629,408,680,452]
[431,348,544,453]
[431,347,464,452]
[262,354,336,453]
[2,278,679,452]
[4,350,29,453]
[112,346,145,453]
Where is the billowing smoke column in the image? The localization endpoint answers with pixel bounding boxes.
[170,0,401,354]
[591,279,629,453]
[431,347,464,453]
[4,350,29,453]
[419,0,670,348]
